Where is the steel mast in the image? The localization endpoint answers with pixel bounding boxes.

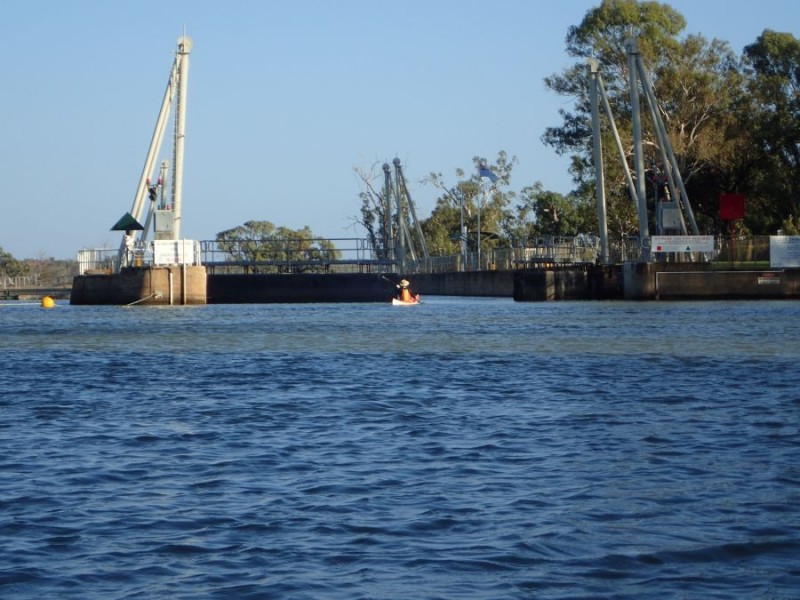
[171,35,191,239]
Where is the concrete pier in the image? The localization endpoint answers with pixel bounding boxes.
[70,265,207,305]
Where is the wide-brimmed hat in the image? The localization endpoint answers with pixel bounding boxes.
[399,279,409,286]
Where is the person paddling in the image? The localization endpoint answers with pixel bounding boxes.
[395,279,415,302]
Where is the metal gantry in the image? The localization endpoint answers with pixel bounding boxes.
[588,37,699,264]
[379,158,429,270]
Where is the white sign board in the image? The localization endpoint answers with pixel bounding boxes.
[651,235,714,253]
[770,235,800,268]
[153,240,196,265]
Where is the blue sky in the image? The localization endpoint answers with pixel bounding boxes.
[2,0,798,259]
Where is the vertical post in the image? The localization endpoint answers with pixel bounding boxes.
[382,163,393,261]
[393,160,405,269]
[477,187,483,270]
[588,59,609,264]
[460,194,466,271]
[168,269,174,306]
[394,158,429,259]
[172,35,192,240]
[476,164,498,270]
[626,37,651,261]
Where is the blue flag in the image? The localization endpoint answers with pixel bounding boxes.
[479,166,498,183]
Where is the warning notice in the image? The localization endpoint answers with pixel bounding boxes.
[770,236,800,268]
[153,240,196,265]
[651,235,714,253]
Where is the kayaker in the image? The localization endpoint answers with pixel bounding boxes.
[396,279,415,302]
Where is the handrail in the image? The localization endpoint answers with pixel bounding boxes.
[71,235,775,275]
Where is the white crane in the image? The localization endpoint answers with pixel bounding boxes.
[116,35,192,270]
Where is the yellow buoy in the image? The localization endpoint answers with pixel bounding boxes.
[41,295,55,309]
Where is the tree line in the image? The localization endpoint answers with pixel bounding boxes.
[0,247,77,287]
[214,221,340,273]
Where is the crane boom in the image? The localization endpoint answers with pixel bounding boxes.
[117,36,192,270]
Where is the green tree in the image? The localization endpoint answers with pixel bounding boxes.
[738,30,800,233]
[215,221,340,273]
[516,183,593,239]
[419,195,463,256]
[543,0,744,237]
[422,151,518,253]
[0,246,28,280]
[24,255,77,287]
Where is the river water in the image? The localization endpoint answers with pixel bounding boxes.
[1,297,798,599]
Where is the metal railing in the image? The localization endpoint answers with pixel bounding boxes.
[713,235,771,264]
[76,240,202,275]
[412,236,604,273]
[408,236,776,273]
[199,238,392,274]
[1,274,73,300]
[72,236,777,276]
[77,248,119,275]
[2,274,42,288]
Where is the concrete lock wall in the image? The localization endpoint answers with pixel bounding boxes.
[619,262,800,300]
[70,266,207,305]
[652,268,800,300]
[69,264,800,304]
[412,271,515,297]
[513,266,622,301]
[206,273,392,303]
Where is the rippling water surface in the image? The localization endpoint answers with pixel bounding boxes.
[1,297,799,599]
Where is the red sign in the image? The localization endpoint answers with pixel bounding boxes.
[719,193,745,220]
